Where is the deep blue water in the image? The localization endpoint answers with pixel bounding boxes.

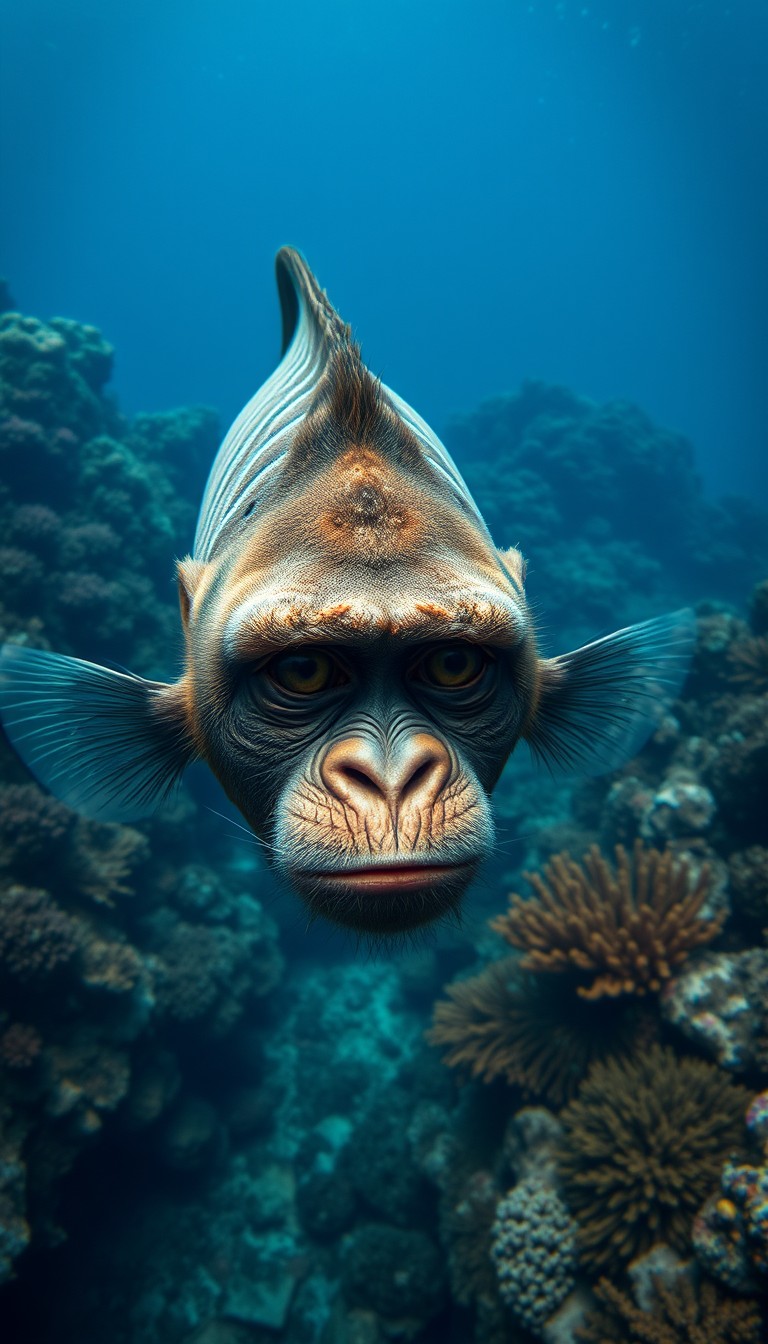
[1,0,767,497]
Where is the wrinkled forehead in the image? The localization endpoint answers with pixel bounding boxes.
[205,551,527,665]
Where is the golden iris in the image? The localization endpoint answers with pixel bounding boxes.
[422,644,485,689]
[269,649,336,695]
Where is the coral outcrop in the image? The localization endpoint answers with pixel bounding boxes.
[661,949,768,1073]
[558,1047,750,1272]
[576,1275,762,1343]
[490,1178,577,1334]
[491,841,721,999]
[446,383,768,648]
[693,1099,768,1295]
[0,302,287,1299]
[427,958,651,1106]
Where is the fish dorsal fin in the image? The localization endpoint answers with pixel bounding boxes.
[194,248,355,562]
[275,246,350,358]
[193,248,488,560]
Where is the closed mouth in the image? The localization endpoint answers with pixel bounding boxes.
[300,861,472,897]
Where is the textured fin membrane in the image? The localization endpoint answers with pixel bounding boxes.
[0,645,193,821]
[526,609,696,775]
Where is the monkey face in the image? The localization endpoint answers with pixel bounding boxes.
[191,560,532,934]
[229,654,516,933]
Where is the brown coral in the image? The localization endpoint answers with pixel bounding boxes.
[576,1274,762,1343]
[491,841,721,1000]
[0,885,81,982]
[0,783,74,875]
[727,635,768,691]
[559,1046,750,1273]
[427,958,651,1107]
[75,821,149,905]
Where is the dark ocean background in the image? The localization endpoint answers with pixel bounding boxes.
[1,3,768,1342]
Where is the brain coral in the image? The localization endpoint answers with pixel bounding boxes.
[490,1178,577,1334]
[559,1046,750,1272]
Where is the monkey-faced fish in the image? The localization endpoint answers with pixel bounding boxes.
[0,249,693,934]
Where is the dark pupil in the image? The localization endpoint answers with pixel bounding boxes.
[443,650,469,675]
[291,656,319,680]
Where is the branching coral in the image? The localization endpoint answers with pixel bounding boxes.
[491,841,721,1000]
[558,1046,750,1273]
[0,885,81,982]
[0,783,74,876]
[74,821,149,904]
[727,636,768,691]
[427,958,652,1106]
[576,1275,762,1344]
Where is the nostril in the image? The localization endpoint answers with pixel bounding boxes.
[400,747,450,806]
[320,740,390,806]
[341,765,381,797]
[402,759,432,798]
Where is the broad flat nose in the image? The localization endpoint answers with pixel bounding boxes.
[320,734,451,813]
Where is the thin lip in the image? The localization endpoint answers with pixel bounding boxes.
[296,861,473,892]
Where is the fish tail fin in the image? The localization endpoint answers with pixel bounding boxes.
[0,644,196,821]
[525,609,696,775]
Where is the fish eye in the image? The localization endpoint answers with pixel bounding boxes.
[267,649,344,696]
[418,644,486,690]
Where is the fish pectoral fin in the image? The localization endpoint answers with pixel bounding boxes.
[0,644,196,821]
[524,609,696,776]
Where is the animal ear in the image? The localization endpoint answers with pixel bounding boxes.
[0,645,196,821]
[498,546,527,587]
[177,557,208,633]
[524,609,696,775]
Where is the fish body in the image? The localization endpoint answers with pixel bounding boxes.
[0,250,693,932]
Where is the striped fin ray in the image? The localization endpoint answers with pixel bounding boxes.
[525,609,697,775]
[0,645,194,821]
[383,383,491,534]
[194,248,348,561]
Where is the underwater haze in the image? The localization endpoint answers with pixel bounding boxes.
[2,0,768,496]
[1,3,768,1343]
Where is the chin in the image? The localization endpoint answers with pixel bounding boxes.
[287,859,479,935]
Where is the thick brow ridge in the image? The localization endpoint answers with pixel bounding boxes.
[225,595,522,658]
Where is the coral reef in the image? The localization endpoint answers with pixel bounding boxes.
[661,950,768,1073]
[2,302,768,1343]
[446,383,768,648]
[727,635,768,692]
[0,885,81,982]
[340,1222,446,1325]
[490,1178,577,1334]
[558,1046,750,1272]
[428,957,653,1106]
[491,841,721,1000]
[0,301,289,1301]
[693,1141,768,1293]
[576,1275,762,1343]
